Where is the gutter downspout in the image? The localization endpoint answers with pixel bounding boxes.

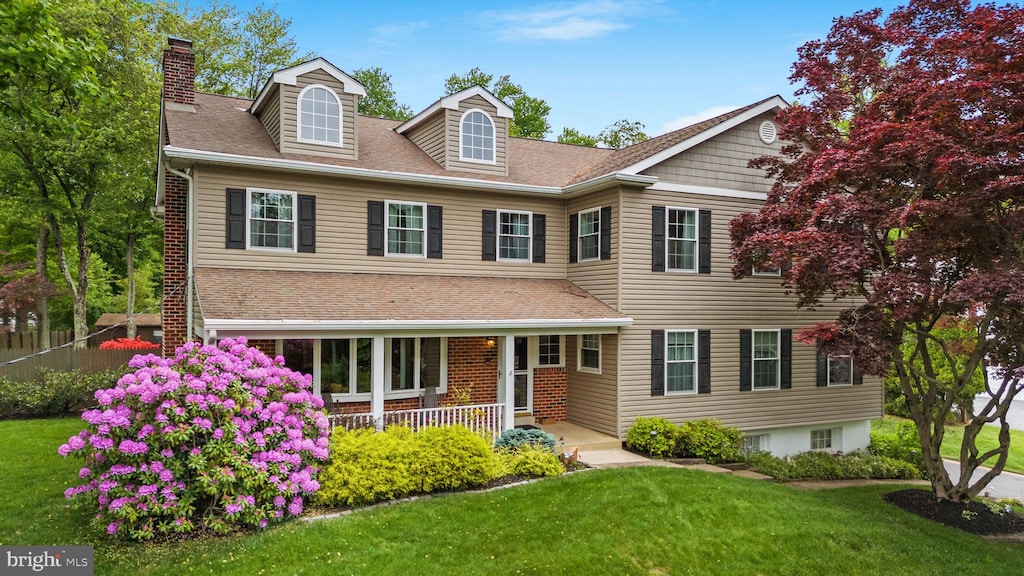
[165,165,195,342]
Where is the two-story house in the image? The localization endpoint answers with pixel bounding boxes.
[156,38,881,456]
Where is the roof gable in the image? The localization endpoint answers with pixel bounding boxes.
[396,85,514,135]
[251,57,366,114]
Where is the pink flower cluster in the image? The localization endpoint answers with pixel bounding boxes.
[58,337,329,540]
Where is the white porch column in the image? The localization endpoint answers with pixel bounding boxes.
[500,335,515,431]
[371,336,385,430]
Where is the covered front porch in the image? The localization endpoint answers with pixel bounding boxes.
[192,268,633,436]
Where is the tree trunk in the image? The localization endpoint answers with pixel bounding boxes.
[48,213,90,350]
[125,231,136,339]
[35,223,50,349]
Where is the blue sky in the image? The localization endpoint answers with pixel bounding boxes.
[234,0,900,138]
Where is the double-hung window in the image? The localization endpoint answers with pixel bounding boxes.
[752,329,780,390]
[248,189,295,250]
[811,429,833,450]
[667,208,698,272]
[828,355,853,386]
[578,208,601,261]
[386,201,426,257]
[578,334,601,372]
[666,330,697,394]
[498,210,531,261]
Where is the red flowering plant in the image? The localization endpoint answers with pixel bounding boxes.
[99,337,160,350]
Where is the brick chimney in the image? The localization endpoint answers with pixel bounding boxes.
[162,37,195,105]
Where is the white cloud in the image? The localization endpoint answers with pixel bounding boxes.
[484,1,656,42]
[369,21,429,46]
[659,106,740,135]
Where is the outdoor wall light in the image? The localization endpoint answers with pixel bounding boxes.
[485,337,496,347]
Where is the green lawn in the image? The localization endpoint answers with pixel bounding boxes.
[4,417,1024,575]
[872,416,1024,475]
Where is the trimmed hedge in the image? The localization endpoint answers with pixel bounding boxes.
[625,416,677,458]
[626,417,744,462]
[495,444,564,478]
[0,368,127,419]
[747,450,920,481]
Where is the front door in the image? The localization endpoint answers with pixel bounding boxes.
[513,336,532,413]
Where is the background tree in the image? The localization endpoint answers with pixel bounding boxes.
[352,67,413,120]
[444,67,551,139]
[598,119,648,149]
[556,127,599,147]
[730,0,1024,502]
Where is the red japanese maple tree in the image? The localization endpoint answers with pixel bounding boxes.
[731,0,1024,501]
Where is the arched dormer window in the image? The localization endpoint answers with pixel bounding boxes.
[297,84,342,146]
[460,109,495,162]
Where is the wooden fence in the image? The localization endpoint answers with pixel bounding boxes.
[0,348,142,381]
[0,330,73,351]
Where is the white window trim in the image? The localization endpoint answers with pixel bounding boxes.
[532,335,565,368]
[665,329,698,395]
[384,199,428,258]
[246,188,297,252]
[752,266,782,277]
[577,334,602,374]
[299,337,448,402]
[496,209,532,262]
[751,329,781,391]
[578,207,601,263]
[296,83,343,148]
[665,206,699,273]
[742,433,769,454]
[458,108,497,164]
[827,355,854,386]
[810,428,835,451]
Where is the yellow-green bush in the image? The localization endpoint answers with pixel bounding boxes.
[315,426,417,506]
[495,445,564,478]
[412,425,495,492]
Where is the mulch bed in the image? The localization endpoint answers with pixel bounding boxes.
[883,489,1024,536]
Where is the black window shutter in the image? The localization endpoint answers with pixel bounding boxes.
[297,194,316,253]
[427,205,443,259]
[482,210,496,261]
[780,329,793,389]
[698,329,711,394]
[569,213,579,264]
[367,200,384,256]
[532,214,546,263]
[600,206,612,260]
[739,329,752,392]
[651,330,665,396]
[698,209,711,274]
[652,206,665,272]
[853,363,864,385]
[225,188,246,249]
[816,346,828,387]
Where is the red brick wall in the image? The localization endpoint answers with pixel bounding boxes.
[246,339,277,358]
[447,337,498,405]
[161,172,189,358]
[163,38,194,105]
[533,367,567,423]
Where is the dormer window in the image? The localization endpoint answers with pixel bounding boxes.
[460,109,495,162]
[298,84,342,146]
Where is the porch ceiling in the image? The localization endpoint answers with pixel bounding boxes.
[195,267,631,334]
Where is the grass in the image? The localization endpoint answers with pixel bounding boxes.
[872,416,1024,476]
[5,417,1024,575]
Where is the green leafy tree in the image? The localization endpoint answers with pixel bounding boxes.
[598,119,649,149]
[556,127,599,147]
[444,67,551,139]
[352,67,413,120]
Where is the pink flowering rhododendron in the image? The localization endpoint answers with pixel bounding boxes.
[59,337,328,540]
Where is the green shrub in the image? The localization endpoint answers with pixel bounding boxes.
[675,419,743,463]
[413,425,495,492]
[869,421,927,477]
[316,427,418,507]
[0,368,127,420]
[747,450,919,481]
[625,416,676,458]
[495,445,564,478]
[494,428,556,452]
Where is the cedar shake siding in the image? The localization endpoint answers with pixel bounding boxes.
[191,165,567,278]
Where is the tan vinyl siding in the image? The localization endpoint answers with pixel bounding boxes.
[567,189,620,310]
[615,186,882,437]
[566,334,619,436]
[192,283,204,336]
[279,69,358,160]
[445,95,508,176]
[640,112,783,193]
[405,113,446,168]
[191,165,566,277]
[258,87,282,147]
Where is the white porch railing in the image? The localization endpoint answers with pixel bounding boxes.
[328,403,506,440]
